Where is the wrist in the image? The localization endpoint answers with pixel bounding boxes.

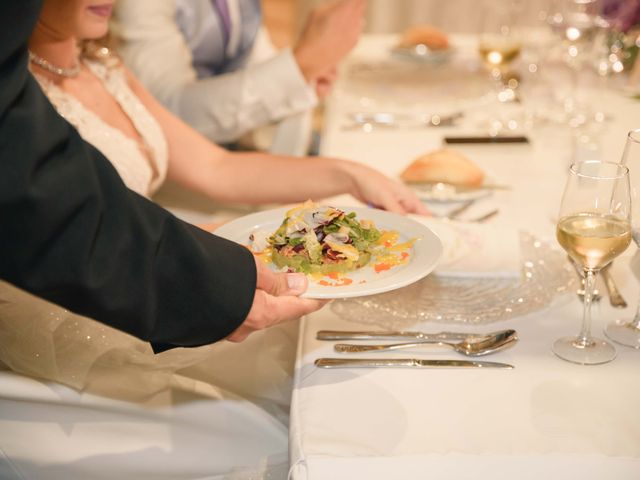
[293,46,320,82]
[329,158,362,198]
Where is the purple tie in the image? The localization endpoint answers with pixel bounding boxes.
[212,0,232,50]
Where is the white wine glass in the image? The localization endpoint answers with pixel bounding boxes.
[476,0,525,135]
[478,0,523,96]
[546,0,603,127]
[606,129,640,348]
[555,161,632,364]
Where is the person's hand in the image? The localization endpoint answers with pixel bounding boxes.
[315,67,338,99]
[226,257,327,342]
[294,0,365,84]
[347,163,430,216]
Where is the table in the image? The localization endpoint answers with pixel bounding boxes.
[288,35,640,480]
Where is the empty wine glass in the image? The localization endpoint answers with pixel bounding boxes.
[606,129,640,348]
[555,161,632,364]
[546,0,605,127]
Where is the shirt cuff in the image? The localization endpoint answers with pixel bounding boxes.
[253,48,318,117]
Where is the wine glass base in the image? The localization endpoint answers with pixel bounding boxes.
[605,320,640,349]
[552,336,617,365]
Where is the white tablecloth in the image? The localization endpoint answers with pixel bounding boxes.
[289,34,640,479]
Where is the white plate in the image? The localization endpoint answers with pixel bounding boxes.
[215,206,443,299]
[390,45,454,65]
[411,182,493,204]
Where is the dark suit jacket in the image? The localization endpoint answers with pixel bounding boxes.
[0,0,256,350]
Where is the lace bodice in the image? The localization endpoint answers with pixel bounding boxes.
[33,60,168,197]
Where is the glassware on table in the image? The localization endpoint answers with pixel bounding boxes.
[554,161,632,364]
[546,0,605,127]
[476,0,525,135]
[606,130,640,348]
[478,0,523,98]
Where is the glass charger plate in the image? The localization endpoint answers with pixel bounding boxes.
[331,232,577,327]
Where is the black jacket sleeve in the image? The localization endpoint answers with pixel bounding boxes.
[0,0,257,349]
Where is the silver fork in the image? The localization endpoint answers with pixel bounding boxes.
[445,201,474,220]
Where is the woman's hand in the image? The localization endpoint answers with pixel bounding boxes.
[347,163,430,215]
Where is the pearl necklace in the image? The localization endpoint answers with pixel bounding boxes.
[28,50,81,78]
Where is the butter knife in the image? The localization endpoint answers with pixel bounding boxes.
[317,330,498,342]
[315,358,514,369]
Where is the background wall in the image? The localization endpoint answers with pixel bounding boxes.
[264,0,552,40]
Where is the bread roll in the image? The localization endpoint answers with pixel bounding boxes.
[400,149,484,186]
[397,25,449,51]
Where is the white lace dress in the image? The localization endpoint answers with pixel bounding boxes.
[0,61,293,479]
[33,60,168,197]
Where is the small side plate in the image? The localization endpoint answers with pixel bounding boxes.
[390,44,455,64]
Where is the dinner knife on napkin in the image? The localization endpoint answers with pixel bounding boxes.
[315,358,514,369]
[317,330,502,342]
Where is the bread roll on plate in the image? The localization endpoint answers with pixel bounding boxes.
[397,25,449,51]
[400,149,485,187]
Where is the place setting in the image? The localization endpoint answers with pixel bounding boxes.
[313,328,518,370]
[398,147,504,221]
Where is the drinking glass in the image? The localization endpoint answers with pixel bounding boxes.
[546,0,603,126]
[476,0,525,135]
[606,130,640,348]
[478,0,523,97]
[555,161,632,364]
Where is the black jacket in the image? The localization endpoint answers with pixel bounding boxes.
[0,0,256,350]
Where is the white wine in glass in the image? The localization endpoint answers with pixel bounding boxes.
[478,1,522,83]
[606,129,640,348]
[554,161,631,365]
[478,38,522,73]
[557,214,631,270]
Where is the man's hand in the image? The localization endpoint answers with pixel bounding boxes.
[226,257,327,342]
[315,67,337,99]
[294,0,366,83]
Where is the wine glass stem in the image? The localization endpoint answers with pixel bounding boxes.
[577,269,597,347]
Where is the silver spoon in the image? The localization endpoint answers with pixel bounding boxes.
[334,329,518,357]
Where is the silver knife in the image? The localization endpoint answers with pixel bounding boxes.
[315,358,513,369]
[317,330,498,342]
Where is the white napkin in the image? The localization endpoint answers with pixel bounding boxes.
[411,217,521,278]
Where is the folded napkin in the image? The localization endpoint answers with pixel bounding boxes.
[411,217,521,279]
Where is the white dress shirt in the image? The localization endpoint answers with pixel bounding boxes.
[113,0,317,145]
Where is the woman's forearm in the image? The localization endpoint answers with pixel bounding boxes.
[191,152,362,204]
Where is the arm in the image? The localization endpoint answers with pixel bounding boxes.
[0,0,264,349]
[113,0,317,143]
[126,70,428,215]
